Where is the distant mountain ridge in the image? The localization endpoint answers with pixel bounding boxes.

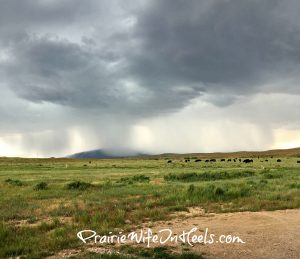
[68,149,148,159]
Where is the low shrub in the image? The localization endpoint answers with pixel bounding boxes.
[34,182,48,190]
[5,179,23,186]
[117,175,150,184]
[287,183,300,189]
[66,181,93,190]
[259,179,268,185]
[263,172,283,179]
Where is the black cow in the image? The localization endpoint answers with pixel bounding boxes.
[210,159,216,162]
[185,159,190,162]
[265,159,269,162]
[297,161,300,163]
[239,159,242,162]
[195,159,202,162]
[167,160,172,163]
[227,159,232,162]
[233,159,236,162]
[220,159,225,162]
[243,159,253,163]
[277,159,281,162]
[205,159,209,162]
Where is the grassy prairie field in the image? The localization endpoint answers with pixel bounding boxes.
[0,154,300,258]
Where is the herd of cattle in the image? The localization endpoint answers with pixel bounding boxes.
[167,158,300,164]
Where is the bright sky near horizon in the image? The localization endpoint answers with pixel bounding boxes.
[0,0,300,157]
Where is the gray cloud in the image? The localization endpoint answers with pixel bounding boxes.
[0,0,102,28]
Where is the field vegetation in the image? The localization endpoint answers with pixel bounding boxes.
[0,154,299,258]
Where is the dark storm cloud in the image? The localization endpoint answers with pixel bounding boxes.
[130,0,300,96]
[2,0,300,114]
[3,34,120,108]
[2,33,197,115]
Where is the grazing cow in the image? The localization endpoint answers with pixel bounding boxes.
[210,159,216,162]
[167,160,172,163]
[185,159,190,162]
[277,159,281,162]
[233,159,236,162]
[297,161,300,163]
[205,159,209,162]
[220,159,225,162]
[265,159,269,162]
[243,159,253,163]
[227,159,232,162]
[239,159,242,162]
[195,159,202,162]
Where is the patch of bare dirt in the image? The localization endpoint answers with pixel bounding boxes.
[145,208,300,259]
[46,249,81,259]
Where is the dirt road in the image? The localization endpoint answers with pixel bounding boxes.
[146,208,300,259]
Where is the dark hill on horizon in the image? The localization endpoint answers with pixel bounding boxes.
[68,149,148,159]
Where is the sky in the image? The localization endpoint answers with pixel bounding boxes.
[0,0,300,157]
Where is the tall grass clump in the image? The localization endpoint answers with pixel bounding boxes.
[66,181,93,190]
[164,170,255,182]
[186,183,252,203]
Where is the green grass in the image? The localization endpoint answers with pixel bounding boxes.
[0,156,299,258]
